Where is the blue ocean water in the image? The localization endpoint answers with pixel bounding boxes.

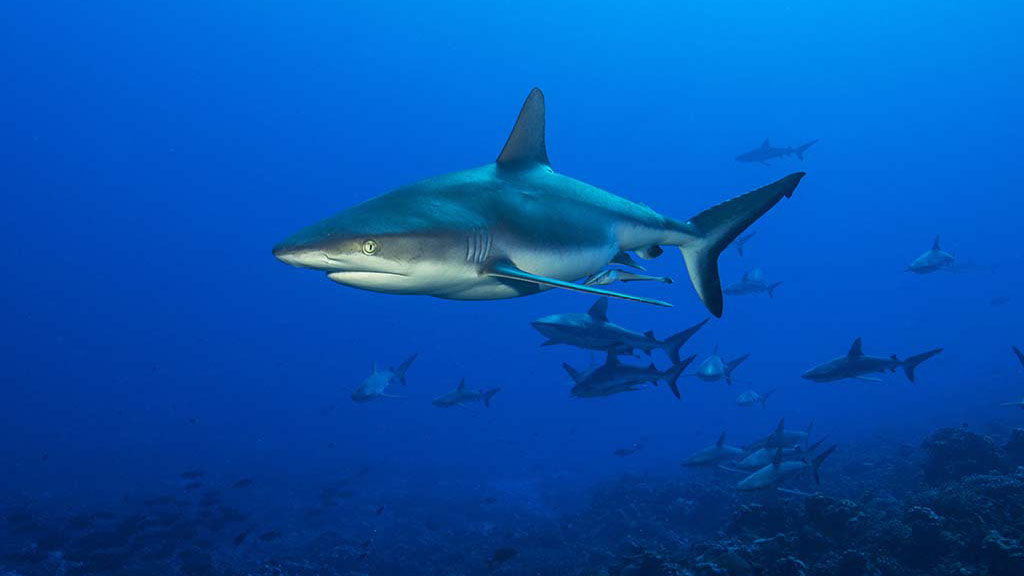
[3,2,1024,574]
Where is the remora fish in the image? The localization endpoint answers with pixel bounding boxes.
[531,297,708,362]
[801,338,943,383]
[273,88,804,317]
[352,355,417,402]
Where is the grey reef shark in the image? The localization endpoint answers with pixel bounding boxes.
[801,338,943,383]
[736,138,818,166]
[273,88,805,317]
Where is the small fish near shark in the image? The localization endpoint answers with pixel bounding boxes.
[736,138,819,166]
[907,235,955,274]
[531,297,708,363]
[801,338,943,383]
[432,379,501,408]
[352,354,417,402]
[563,351,696,399]
[273,88,805,317]
[723,268,782,298]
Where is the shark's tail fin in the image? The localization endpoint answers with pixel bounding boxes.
[483,388,501,408]
[1013,346,1024,368]
[724,354,751,385]
[902,348,943,382]
[794,139,818,160]
[761,389,775,409]
[674,173,804,317]
[767,281,783,299]
[395,353,418,386]
[811,444,837,485]
[662,318,709,364]
[665,355,697,399]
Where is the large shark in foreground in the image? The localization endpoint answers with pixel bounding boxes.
[273,88,805,316]
[801,338,943,383]
[531,297,708,362]
[736,138,818,166]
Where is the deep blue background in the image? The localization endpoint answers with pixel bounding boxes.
[2,1,1022,510]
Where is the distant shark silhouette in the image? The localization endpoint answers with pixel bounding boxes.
[736,138,818,165]
[273,88,804,316]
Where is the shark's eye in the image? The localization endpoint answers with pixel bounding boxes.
[361,239,378,255]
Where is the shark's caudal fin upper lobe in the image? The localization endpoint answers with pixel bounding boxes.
[483,388,501,408]
[662,318,709,364]
[902,348,943,382]
[395,354,418,385]
[665,355,697,399]
[794,139,818,160]
[676,173,804,317]
[811,444,837,484]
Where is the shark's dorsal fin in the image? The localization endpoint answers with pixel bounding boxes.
[497,88,549,168]
[772,447,783,466]
[644,330,656,341]
[848,337,863,358]
[773,419,785,441]
[371,361,378,374]
[716,431,726,447]
[761,138,771,149]
[932,235,942,251]
[588,297,609,322]
[457,379,465,391]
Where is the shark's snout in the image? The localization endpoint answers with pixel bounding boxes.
[272,240,343,271]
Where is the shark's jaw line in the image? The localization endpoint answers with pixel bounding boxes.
[272,88,805,315]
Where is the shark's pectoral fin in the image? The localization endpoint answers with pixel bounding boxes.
[484,260,672,307]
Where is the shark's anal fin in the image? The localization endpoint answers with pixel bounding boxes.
[484,260,672,307]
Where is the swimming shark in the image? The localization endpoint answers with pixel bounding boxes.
[736,444,836,491]
[746,419,814,451]
[736,138,818,166]
[695,346,750,385]
[531,297,708,363]
[680,432,745,466]
[735,388,774,408]
[733,438,826,470]
[801,338,943,383]
[733,231,756,257]
[563,351,696,399]
[907,235,955,274]
[352,354,417,402]
[432,379,501,408]
[272,88,805,316]
[584,269,672,287]
[723,268,782,298]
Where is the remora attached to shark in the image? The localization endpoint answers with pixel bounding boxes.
[273,88,805,316]
[531,297,708,362]
[432,379,501,408]
[736,138,819,166]
[352,354,417,402]
[801,337,943,383]
[907,235,955,274]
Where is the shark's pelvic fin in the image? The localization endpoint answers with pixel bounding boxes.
[676,172,804,317]
[484,260,672,307]
[497,88,549,168]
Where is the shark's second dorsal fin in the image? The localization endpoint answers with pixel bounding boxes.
[716,431,726,447]
[761,138,771,149]
[457,379,465,391]
[497,88,549,168]
[848,337,863,358]
[773,419,785,442]
[932,235,942,251]
[588,297,609,322]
